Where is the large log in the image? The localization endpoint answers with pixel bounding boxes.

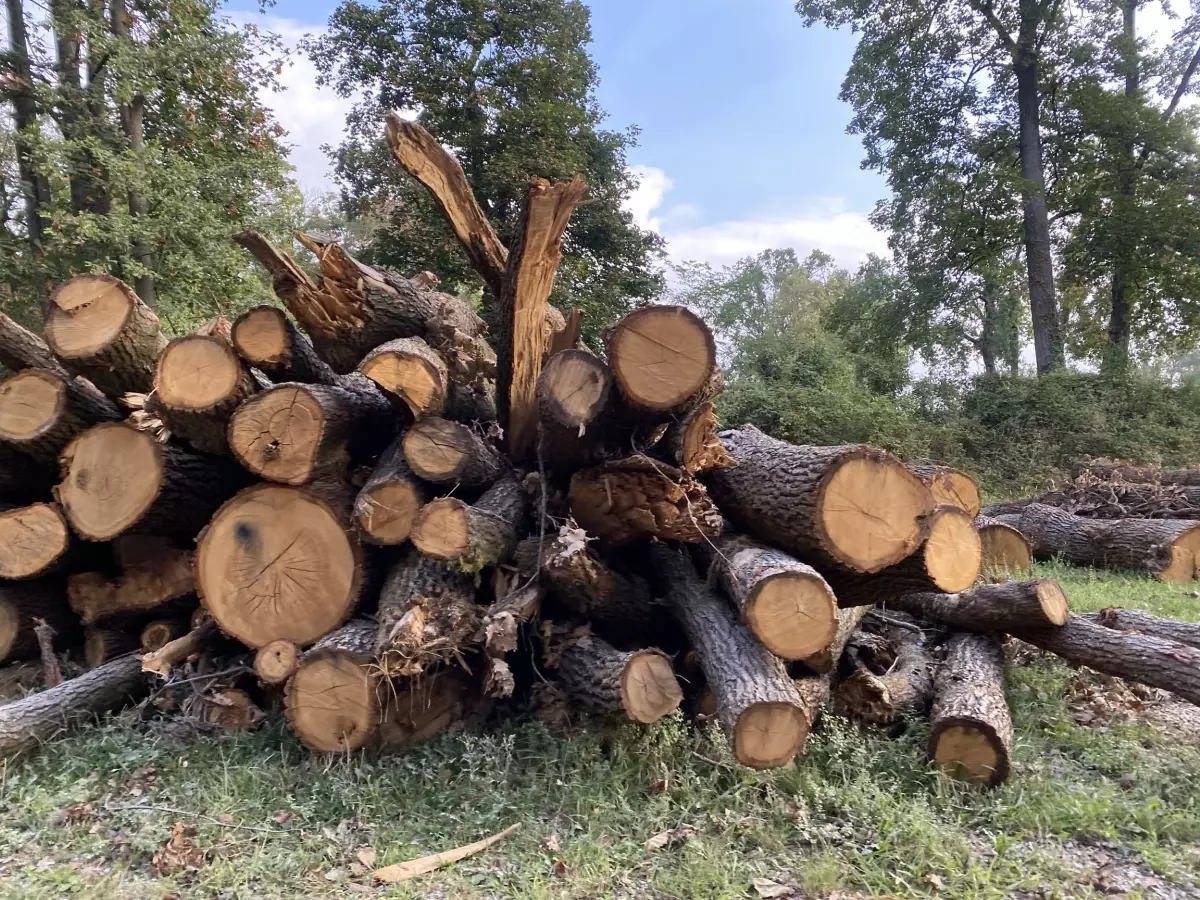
[1085,606,1200,650]
[43,275,168,395]
[353,434,431,546]
[0,654,145,758]
[555,626,682,724]
[0,369,121,465]
[1005,503,1200,582]
[0,311,68,377]
[0,503,71,580]
[196,483,362,648]
[1012,616,1200,706]
[67,547,194,624]
[927,632,1012,787]
[284,620,380,752]
[706,426,933,574]
[228,379,394,484]
[402,417,504,488]
[535,349,613,470]
[835,622,933,725]
[56,423,246,541]
[358,336,449,418]
[231,306,339,385]
[606,306,717,417]
[649,543,806,769]
[885,579,1069,633]
[411,475,526,572]
[974,515,1034,575]
[0,578,77,663]
[910,465,981,517]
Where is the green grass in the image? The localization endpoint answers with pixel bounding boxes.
[1,564,1198,899]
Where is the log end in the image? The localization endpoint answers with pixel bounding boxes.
[923,506,983,593]
[745,571,839,661]
[232,306,290,365]
[57,423,163,541]
[355,480,426,545]
[45,275,142,359]
[0,369,66,442]
[1162,527,1200,583]
[285,652,379,752]
[976,520,1033,576]
[538,350,611,428]
[228,385,326,484]
[359,340,446,418]
[0,503,69,579]
[156,335,243,411]
[921,466,981,518]
[402,418,472,483]
[929,720,1009,787]
[1035,579,1070,627]
[732,701,808,769]
[620,650,683,724]
[410,498,470,560]
[255,639,300,685]
[607,306,715,412]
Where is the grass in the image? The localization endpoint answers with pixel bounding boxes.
[1,563,1199,899]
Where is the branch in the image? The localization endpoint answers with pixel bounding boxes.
[1164,41,1200,122]
[967,0,1016,55]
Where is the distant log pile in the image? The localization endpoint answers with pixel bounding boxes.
[2,126,1199,792]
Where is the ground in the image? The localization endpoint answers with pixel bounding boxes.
[1,562,1199,900]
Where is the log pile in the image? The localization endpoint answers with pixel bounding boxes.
[2,122,1199,790]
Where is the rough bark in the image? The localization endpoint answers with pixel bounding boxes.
[0,578,77,663]
[284,620,380,752]
[0,502,71,579]
[928,632,1013,786]
[975,515,1034,575]
[67,548,194,624]
[554,626,682,724]
[606,306,718,416]
[353,433,432,545]
[886,579,1070,633]
[231,306,340,385]
[411,475,526,572]
[910,465,981,517]
[1085,607,1200,650]
[151,333,259,455]
[0,369,121,466]
[835,623,933,725]
[402,417,504,487]
[706,426,932,573]
[0,313,66,376]
[358,336,449,417]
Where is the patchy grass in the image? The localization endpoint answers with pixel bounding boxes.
[1,564,1199,899]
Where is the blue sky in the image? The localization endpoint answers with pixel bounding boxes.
[230,0,889,267]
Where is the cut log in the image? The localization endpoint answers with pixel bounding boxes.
[569,455,722,545]
[254,639,300,685]
[662,400,736,475]
[354,434,431,546]
[975,515,1034,575]
[140,617,190,653]
[555,626,682,724]
[1085,607,1200,650]
[231,306,339,385]
[835,623,933,725]
[83,627,141,667]
[823,506,982,607]
[0,503,71,579]
[43,275,168,395]
[910,465,981,517]
[284,619,380,752]
[648,542,806,768]
[374,549,479,676]
[706,533,838,661]
[402,417,504,487]
[0,579,77,663]
[141,620,215,679]
[228,379,394,484]
[706,426,933,574]
[56,422,246,541]
[0,369,121,465]
[1006,503,1200,582]
[196,483,362,648]
[358,336,449,418]
[928,632,1012,787]
[67,547,194,624]
[606,306,717,416]
[379,667,480,747]
[151,333,259,455]
[1012,616,1200,706]
[0,653,145,758]
[410,475,526,572]
[886,579,1069,632]
[194,689,263,731]
[0,311,68,377]
[537,349,612,434]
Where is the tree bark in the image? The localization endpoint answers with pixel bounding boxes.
[835,623,933,725]
[411,475,527,572]
[0,369,122,466]
[353,433,431,546]
[0,314,67,376]
[885,579,1070,632]
[554,626,682,724]
[1085,606,1200,650]
[928,632,1013,786]
[284,620,380,752]
[0,502,71,580]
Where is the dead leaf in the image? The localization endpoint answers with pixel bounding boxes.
[541,835,561,853]
[52,802,95,826]
[151,823,205,876]
[644,825,697,851]
[271,810,295,825]
[356,848,377,868]
[372,823,521,883]
[553,858,568,876]
[924,873,944,890]
[217,813,233,824]
[324,867,348,882]
[753,878,795,898]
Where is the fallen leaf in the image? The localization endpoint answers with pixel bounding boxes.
[324,867,347,882]
[271,810,294,825]
[753,878,795,898]
[356,848,377,868]
[644,825,697,851]
[553,858,568,876]
[541,835,561,853]
[372,823,521,883]
[150,823,205,876]
[217,813,233,824]
[924,873,944,890]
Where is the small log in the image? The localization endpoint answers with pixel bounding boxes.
[555,626,682,724]
[0,503,71,579]
[662,400,735,475]
[0,579,78,663]
[353,434,432,545]
[56,422,246,541]
[705,533,838,661]
[43,275,168,395]
[231,306,339,385]
[140,617,190,653]
[928,632,1012,787]
[606,306,717,416]
[358,336,449,418]
[910,465,981,517]
[1086,607,1200,650]
[1012,615,1200,706]
[197,483,362,649]
[284,620,380,752]
[402,417,504,487]
[254,639,300,685]
[411,475,526,572]
[0,311,68,377]
[974,515,1033,575]
[151,333,259,455]
[706,426,933,574]
[886,579,1069,633]
[569,454,722,545]
[379,666,480,747]
[0,369,121,465]
[0,654,146,758]
[229,378,394,484]
[536,349,613,460]
[84,626,142,667]
[649,543,806,769]
[142,620,216,678]
[67,547,195,624]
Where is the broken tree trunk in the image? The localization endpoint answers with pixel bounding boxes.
[649,542,807,769]
[411,475,527,572]
[555,626,682,724]
[56,422,246,541]
[358,336,449,418]
[0,503,71,579]
[910,465,981,517]
[1085,607,1200,650]
[706,426,933,574]
[886,579,1070,633]
[835,623,933,725]
[928,632,1012,787]
[606,306,718,417]
[975,515,1034,575]
[1011,616,1200,707]
[67,547,195,624]
[231,306,339,385]
[43,275,168,395]
[661,400,736,475]
[0,368,121,465]
[353,433,431,546]
[196,483,362,648]
[228,379,394,484]
[0,312,68,377]
[254,639,300,685]
[0,654,146,758]
[285,620,380,752]
[479,575,543,698]
[402,416,504,487]
[0,579,77,663]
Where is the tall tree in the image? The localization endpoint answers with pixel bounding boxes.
[306,0,665,332]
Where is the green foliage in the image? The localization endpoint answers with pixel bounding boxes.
[305,0,665,337]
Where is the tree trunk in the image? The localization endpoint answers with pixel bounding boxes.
[1085,607,1200,650]
[196,483,362,648]
[534,349,613,471]
[975,515,1034,575]
[0,369,122,466]
[928,632,1012,786]
[0,578,78,663]
[605,306,718,417]
[231,306,340,385]
[885,578,1069,632]
[835,623,933,725]
[4,0,49,255]
[284,620,380,752]
[0,503,71,580]
[353,433,431,546]
[0,654,145,758]
[358,336,449,418]
[0,314,67,376]
[909,465,981,517]
[705,426,932,573]
[67,547,194,624]
[402,416,504,487]
[554,626,682,724]
[411,475,526,572]
[649,543,807,769]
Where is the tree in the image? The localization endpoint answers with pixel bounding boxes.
[305,0,665,334]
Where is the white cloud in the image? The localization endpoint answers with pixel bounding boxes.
[623,165,674,232]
